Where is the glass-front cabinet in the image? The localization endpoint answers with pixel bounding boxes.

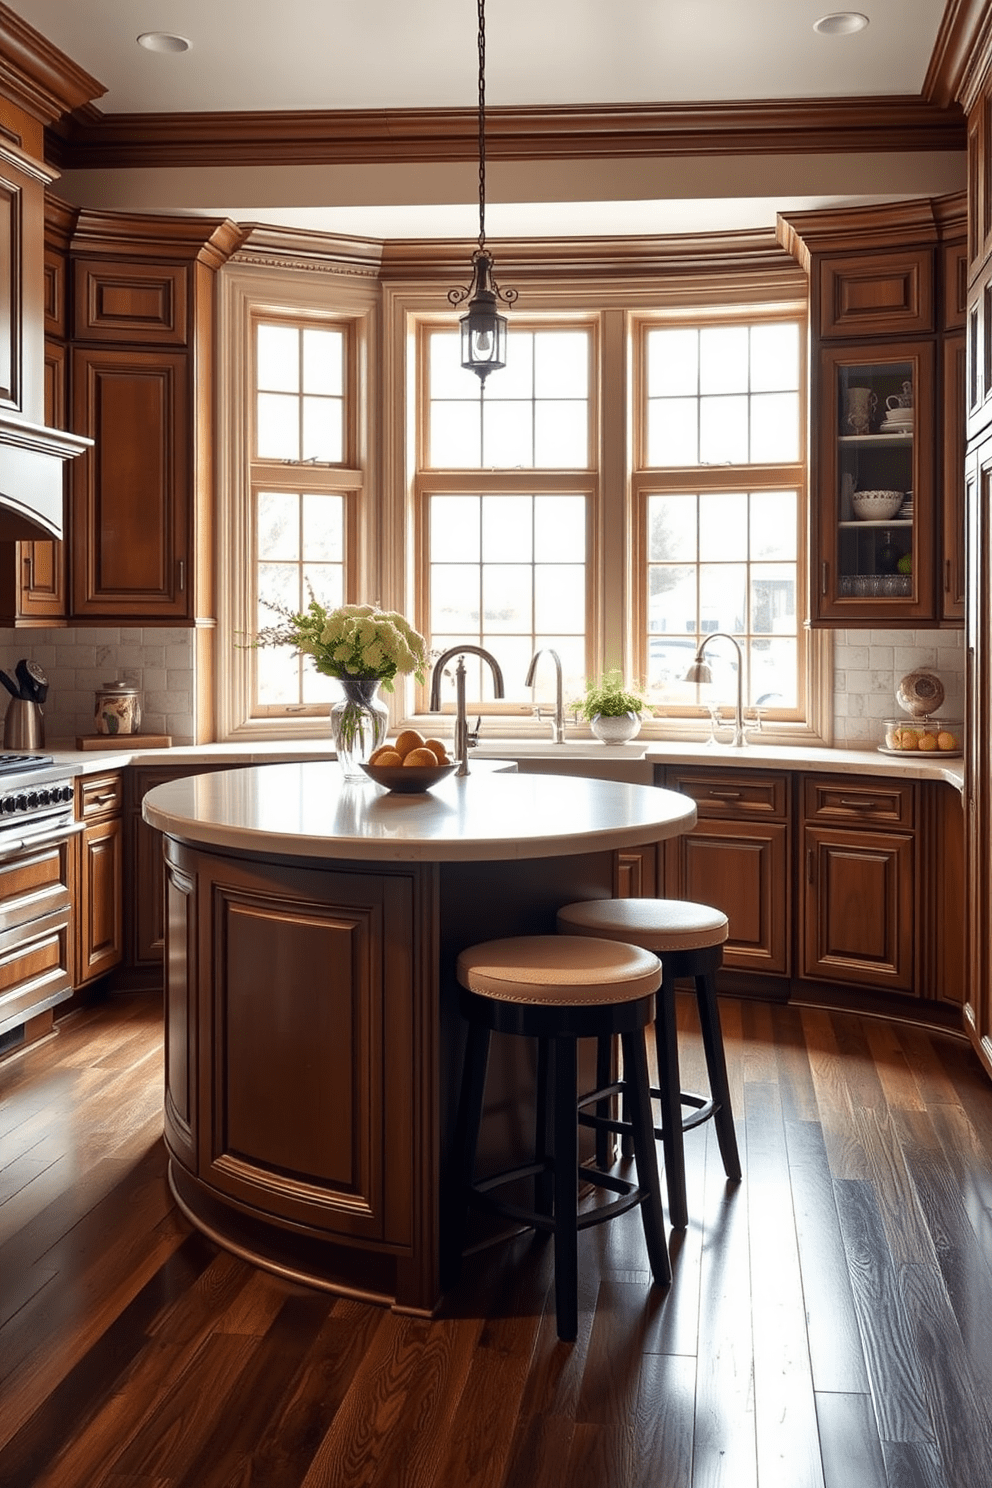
[815,342,935,623]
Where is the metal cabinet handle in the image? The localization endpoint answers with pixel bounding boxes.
[707,789,743,800]
[838,797,878,810]
[178,559,185,592]
[88,792,117,806]
[822,560,829,596]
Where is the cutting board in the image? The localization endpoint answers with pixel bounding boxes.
[76,734,173,750]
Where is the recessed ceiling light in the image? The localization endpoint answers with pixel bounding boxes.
[137,32,191,54]
[813,12,869,34]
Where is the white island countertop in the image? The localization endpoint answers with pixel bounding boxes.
[142,760,698,863]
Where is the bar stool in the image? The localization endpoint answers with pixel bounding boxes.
[453,934,671,1342]
[556,898,742,1230]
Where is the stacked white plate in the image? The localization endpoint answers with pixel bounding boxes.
[881,410,913,433]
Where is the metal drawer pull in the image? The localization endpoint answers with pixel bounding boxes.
[838,797,879,810]
[88,793,118,806]
[707,789,743,800]
[0,822,83,860]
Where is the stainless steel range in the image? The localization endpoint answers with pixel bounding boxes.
[0,754,81,1055]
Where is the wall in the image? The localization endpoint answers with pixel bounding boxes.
[832,627,965,747]
[0,627,196,745]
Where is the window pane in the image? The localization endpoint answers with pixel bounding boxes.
[429,332,479,400]
[302,563,343,608]
[534,332,588,399]
[700,493,747,562]
[432,496,480,561]
[649,495,697,561]
[700,562,747,632]
[750,391,800,463]
[257,643,300,705]
[257,392,299,460]
[257,491,299,561]
[700,325,748,394]
[487,332,534,400]
[431,565,480,632]
[648,398,698,465]
[750,323,800,392]
[302,493,344,562]
[752,637,797,707]
[535,401,587,466]
[257,560,301,616]
[303,328,343,395]
[535,564,584,632]
[431,402,482,466]
[483,564,532,631]
[750,564,796,635]
[483,400,533,467]
[699,394,748,464]
[302,395,343,463]
[647,328,698,396]
[649,564,697,633]
[750,491,797,560]
[257,324,298,393]
[483,495,532,562]
[535,496,585,562]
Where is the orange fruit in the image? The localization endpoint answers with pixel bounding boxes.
[423,738,450,764]
[369,747,402,766]
[898,730,918,750]
[937,731,959,751]
[394,729,425,759]
[917,732,938,751]
[404,747,439,766]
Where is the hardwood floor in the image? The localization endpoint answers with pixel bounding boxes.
[3,990,992,1487]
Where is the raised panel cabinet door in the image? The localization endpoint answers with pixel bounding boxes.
[613,844,657,898]
[76,816,123,985]
[817,248,935,339]
[672,818,790,975]
[801,825,916,991]
[70,346,190,619]
[943,331,966,620]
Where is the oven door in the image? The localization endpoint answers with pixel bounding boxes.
[0,818,84,1036]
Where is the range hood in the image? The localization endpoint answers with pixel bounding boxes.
[0,412,92,542]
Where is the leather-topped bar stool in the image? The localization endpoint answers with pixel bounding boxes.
[556,898,742,1231]
[453,934,671,1342]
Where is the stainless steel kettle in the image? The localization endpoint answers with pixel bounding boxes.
[3,698,44,750]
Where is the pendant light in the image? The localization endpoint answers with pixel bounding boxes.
[447,0,517,381]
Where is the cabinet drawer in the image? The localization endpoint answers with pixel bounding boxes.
[665,768,788,820]
[78,773,124,821]
[0,834,72,933]
[0,905,72,1035]
[803,776,915,829]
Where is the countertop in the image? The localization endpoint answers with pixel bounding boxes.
[141,761,699,863]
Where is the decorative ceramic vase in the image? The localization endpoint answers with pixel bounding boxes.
[589,711,641,744]
[330,679,389,780]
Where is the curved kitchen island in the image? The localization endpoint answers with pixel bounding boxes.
[143,762,696,1314]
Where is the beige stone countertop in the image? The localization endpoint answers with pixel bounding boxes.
[141,761,698,863]
[46,736,965,793]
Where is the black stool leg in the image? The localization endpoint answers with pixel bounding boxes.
[654,970,689,1229]
[620,1029,671,1287]
[695,972,742,1182]
[552,1035,579,1342]
[594,1034,614,1167]
[534,1036,553,1216]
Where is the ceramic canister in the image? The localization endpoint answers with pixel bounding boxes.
[94,681,142,735]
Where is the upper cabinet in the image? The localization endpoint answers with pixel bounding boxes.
[67,213,243,622]
[778,196,966,628]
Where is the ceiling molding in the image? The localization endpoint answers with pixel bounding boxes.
[923,0,992,109]
[70,209,246,269]
[46,95,966,174]
[0,1,104,126]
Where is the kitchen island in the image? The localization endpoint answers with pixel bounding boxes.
[143,762,696,1314]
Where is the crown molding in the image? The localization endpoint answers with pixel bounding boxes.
[0,1,104,126]
[70,209,246,268]
[776,196,945,268]
[46,94,966,173]
[923,0,992,110]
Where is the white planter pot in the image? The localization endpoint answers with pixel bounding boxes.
[589,711,641,744]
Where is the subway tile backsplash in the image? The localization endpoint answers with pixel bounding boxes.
[0,625,966,753]
[0,628,197,745]
[831,628,965,746]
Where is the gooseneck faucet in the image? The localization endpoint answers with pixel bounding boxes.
[525,647,565,744]
[684,631,746,748]
[428,645,505,776]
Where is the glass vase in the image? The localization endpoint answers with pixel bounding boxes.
[330,679,389,781]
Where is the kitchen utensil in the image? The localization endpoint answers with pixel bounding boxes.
[15,659,47,702]
[94,681,142,735]
[844,386,877,434]
[0,670,19,699]
[851,490,903,521]
[3,699,44,750]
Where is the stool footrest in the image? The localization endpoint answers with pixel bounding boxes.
[469,1161,651,1235]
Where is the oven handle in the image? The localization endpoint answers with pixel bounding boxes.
[0,820,83,860]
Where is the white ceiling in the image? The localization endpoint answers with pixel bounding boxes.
[6,0,967,238]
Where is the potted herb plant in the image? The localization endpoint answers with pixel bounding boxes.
[575,669,646,743]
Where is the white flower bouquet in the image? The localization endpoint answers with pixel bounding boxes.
[254,599,428,692]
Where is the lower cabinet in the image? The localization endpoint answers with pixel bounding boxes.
[74,771,123,987]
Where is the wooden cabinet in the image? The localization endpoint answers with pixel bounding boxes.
[800,777,917,992]
[74,771,123,987]
[659,767,791,975]
[778,196,965,628]
[66,214,242,624]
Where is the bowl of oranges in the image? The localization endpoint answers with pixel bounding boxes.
[360,730,456,792]
[881,718,962,755]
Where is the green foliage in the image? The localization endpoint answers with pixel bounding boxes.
[249,599,428,693]
[574,668,645,720]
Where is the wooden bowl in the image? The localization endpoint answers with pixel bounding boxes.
[359,761,457,793]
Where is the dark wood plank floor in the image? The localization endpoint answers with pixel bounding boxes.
[3,990,992,1487]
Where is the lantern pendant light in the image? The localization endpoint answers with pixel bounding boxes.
[447,0,517,381]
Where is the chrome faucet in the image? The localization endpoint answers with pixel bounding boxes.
[685,632,747,748]
[428,645,505,776]
[525,647,566,744]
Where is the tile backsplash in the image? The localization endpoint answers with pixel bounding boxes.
[831,628,965,747]
[0,627,197,745]
[0,624,967,753]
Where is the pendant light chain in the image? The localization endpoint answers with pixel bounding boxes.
[477,0,487,253]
